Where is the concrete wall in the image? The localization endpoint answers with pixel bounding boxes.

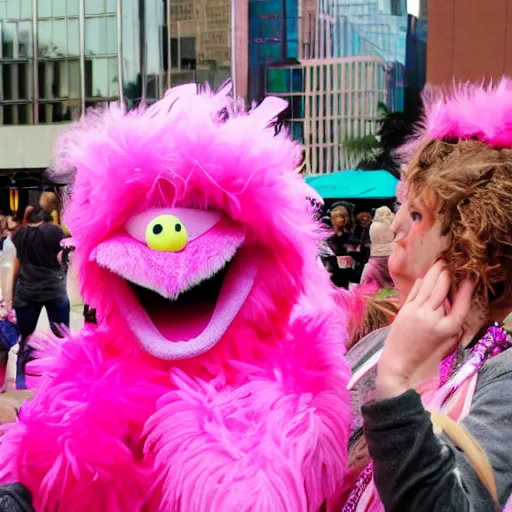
[427,0,512,85]
[0,124,68,170]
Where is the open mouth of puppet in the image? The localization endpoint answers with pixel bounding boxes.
[93,211,257,360]
[120,249,256,360]
[129,261,231,343]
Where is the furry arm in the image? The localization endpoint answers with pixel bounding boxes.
[0,333,168,512]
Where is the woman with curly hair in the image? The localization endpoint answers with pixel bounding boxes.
[336,80,512,512]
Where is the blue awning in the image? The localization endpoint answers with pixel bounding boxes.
[305,170,399,199]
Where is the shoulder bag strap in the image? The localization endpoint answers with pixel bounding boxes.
[429,410,498,504]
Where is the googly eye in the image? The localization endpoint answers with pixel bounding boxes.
[126,207,223,249]
[145,215,188,252]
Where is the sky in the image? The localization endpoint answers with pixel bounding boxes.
[407,0,420,16]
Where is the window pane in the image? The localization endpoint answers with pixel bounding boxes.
[18,21,33,57]
[54,0,66,17]
[52,19,67,56]
[106,16,117,54]
[38,19,53,57]
[108,57,118,97]
[20,0,32,19]
[267,68,289,93]
[1,22,15,59]
[6,0,21,20]
[38,102,71,123]
[292,68,303,92]
[18,61,32,99]
[67,0,79,17]
[69,59,80,98]
[38,0,52,18]
[85,0,105,15]
[85,17,105,55]
[2,103,32,125]
[56,60,69,97]
[106,0,116,14]
[89,58,108,97]
[2,64,13,99]
[67,19,79,55]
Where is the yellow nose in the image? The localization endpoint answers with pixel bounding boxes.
[145,214,188,252]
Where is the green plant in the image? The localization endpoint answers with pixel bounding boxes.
[343,102,414,176]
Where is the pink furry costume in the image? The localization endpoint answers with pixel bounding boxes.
[0,84,351,511]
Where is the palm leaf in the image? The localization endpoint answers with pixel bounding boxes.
[343,134,380,154]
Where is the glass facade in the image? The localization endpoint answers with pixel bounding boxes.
[258,0,411,172]
[0,0,232,125]
[0,0,123,125]
[248,0,299,103]
[166,0,231,91]
[1,0,35,124]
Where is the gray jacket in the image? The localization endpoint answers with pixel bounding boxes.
[349,327,512,511]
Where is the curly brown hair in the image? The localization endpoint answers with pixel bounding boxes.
[405,138,512,300]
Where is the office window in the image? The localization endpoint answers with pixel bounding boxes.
[1,0,168,125]
[170,37,196,69]
[267,68,289,93]
[37,0,82,123]
[0,10,33,125]
[85,16,117,55]
[291,121,303,142]
[84,0,118,102]
[290,95,304,119]
[5,0,20,19]
[85,56,118,99]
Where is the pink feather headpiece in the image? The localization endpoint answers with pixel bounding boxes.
[400,78,512,162]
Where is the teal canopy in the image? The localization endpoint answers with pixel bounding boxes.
[305,170,399,199]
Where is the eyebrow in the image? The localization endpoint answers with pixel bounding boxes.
[409,199,421,211]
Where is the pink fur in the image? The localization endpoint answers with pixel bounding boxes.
[0,84,352,511]
[92,220,244,300]
[398,78,512,162]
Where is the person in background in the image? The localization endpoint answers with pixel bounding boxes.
[337,80,512,512]
[360,206,395,295]
[6,217,18,233]
[348,211,372,268]
[39,191,59,226]
[12,206,69,389]
[0,216,7,250]
[21,207,33,226]
[340,206,400,352]
[323,202,359,288]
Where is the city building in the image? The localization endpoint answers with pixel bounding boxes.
[427,0,512,86]
[0,0,167,183]
[405,12,427,117]
[257,0,408,173]
[166,0,232,91]
[267,56,389,173]
[0,0,239,215]
[419,0,428,21]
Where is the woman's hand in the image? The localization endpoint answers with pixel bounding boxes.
[376,261,474,400]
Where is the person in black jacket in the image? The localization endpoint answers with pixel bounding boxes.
[0,484,34,512]
[321,201,359,288]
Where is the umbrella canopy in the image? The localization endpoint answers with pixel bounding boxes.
[305,170,399,199]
